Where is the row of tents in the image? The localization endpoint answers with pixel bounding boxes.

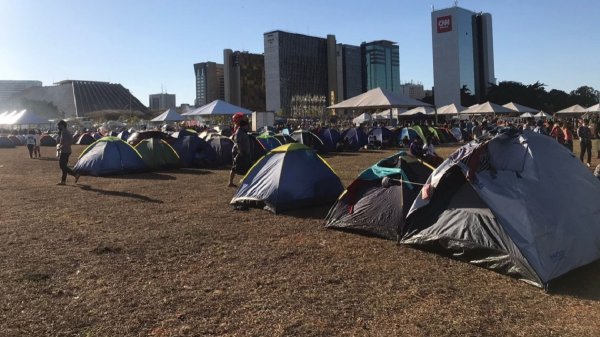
[230,130,600,289]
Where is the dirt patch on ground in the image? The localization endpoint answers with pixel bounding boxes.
[0,143,599,336]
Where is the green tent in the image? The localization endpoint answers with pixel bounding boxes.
[134,138,180,170]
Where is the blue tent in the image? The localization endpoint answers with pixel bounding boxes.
[207,136,234,166]
[317,128,341,152]
[230,143,344,213]
[172,135,217,168]
[73,137,147,176]
[367,127,394,148]
[398,127,420,146]
[256,133,282,151]
[291,130,326,153]
[341,128,368,151]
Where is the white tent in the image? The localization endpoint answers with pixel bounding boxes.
[352,112,372,125]
[373,108,406,119]
[555,104,587,115]
[328,87,431,110]
[461,102,516,115]
[151,108,184,122]
[400,106,435,116]
[535,111,551,118]
[585,104,600,113]
[436,103,466,115]
[503,102,538,113]
[184,100,252,116]
[519,112,536,118]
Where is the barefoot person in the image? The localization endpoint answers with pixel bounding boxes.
[228,113,251,187]
[56,120,80,185]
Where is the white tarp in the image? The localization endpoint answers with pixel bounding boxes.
[503,102,538,113]
[556,104,587,114]
[519,112,535,118]
[151,108,184,122]
[461,102,516,115]
[352,112,372,125]
[535,111,551,118]
[184,100,252,116]
[328,87,431,110]
[436,103,466,115]
[585,104,600,113]
[400,106,435,116]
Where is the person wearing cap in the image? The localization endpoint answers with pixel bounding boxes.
[56,120,80,185]
[228,113,251,187]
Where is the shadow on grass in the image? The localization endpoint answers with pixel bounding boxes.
[283,205,330,220]
[172,168,214,175]
[77,184,163,203]
[107,172,176,180]
[36,157,59,161]
[321,152,359,158]
[548,260,600,300]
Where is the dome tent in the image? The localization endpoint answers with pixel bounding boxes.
[40,134,57,146]
[326,152,435,240]
[341,127,368,151]
[207,136,234,166]
[231,143,344,213]
[172,135,217,168]
[317,128,341,152]
[290,130,326,153]
[402,130,600,288]
[256,133,282,151]
[0,136,15,148]
[134,138,181,170]
[367,127,394,148]
[76,133,96,145]
[74,137,147,176]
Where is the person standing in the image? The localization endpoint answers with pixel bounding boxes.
[34,129,42,158]
[228,113,251,188]
[472,121,482,140]
[577,119,592,167]
[56,120,80,185]
[562,122,574,152]
[25,129,37,158]
[550,121,565,146]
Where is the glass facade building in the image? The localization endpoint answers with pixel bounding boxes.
[194,62,224,107]
[361,41,400,94]
[336,44,362,101]
[432,6,495,106]
[223,49,265,112]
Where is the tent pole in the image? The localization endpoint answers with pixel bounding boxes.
[397,175,403,245]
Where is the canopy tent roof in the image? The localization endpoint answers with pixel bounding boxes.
[184,99,253,116]
[502,102,538,113]
[535,111,551,118]
[585,103,600,113]
[0,109,49,125]
[352,112,372,125]
[151,108,184,122]
[372,108,407,119]
[436,103,466,115]
[555,104,587,114]
[400,106,435,116]
[328,87,432,110]
[461,102,516,115]
[519,112,536,118]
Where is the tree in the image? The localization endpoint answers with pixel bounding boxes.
[460,85,476,107]
[570,86,600,107]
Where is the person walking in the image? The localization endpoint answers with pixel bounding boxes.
[228,113,251,188]
[25,129,37,158]
[577,119,592,167]
[562,122,574,152]
[56,120,80,185]
[34,129,42,158]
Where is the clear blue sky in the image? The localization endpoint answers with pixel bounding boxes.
[1,0,599,105]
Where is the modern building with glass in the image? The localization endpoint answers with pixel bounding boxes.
[336,44,362,102]
[223,49,265,112]
[194,62,224,107]
[431,6,495,106]
[361,40,400,94]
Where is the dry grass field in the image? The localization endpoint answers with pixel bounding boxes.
[1,142,599,337]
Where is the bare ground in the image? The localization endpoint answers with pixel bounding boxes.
[0,143,599,337]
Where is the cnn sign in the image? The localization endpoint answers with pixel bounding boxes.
[437,15,452,33]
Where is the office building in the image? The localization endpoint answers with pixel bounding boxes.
[431,6,495,106]
[0,80,42,108]
[149,93,176,110]
[399,82,426,100]
[264,30,331,116]
[361,40,400,94]
[194,62,224,107]
[335,44,362,101]
[223,49,265,112]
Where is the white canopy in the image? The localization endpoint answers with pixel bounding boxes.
[585,104,600,113]
[184,100,252,116]
[328,87,432,110]
[461,102,516,115]
[519,112,535,118]
[436,103,466,115]
[556,104,587,114]
[151,108,184,122]
[535,111,551,118]
[352,112,372,125]
[503,102,538,113]
[0,110,49,125]
[400,106,435,116]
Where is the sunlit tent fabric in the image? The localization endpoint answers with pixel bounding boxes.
[586,104,600,113]
[535,111,551,118]
[341,128,368,151]
[151,108,184,122]
[398,127,421,145]
[118,130,130,141]
[74,137,147,176]
[326,152,435,239]
[291,130,325,153]
[328,87,432,110]
[185,99,252,116]
[519,112,535,118]
[400,106,435,116]
[256,133,282,151]
[0,136,15,148]
[127,131,169,146]
[317,128,341,152]
[503,102,538,113]
[274,134,295,145]
[207,136,234,166]
[230,143,344,213]
[461,102,516,115]
[436,103,466,115]
[367,127,394,148]
[402,130,600,288]
[76,133,96,145]
[134,138,180,170]
[352,112,372,125]
[556,104,587,115]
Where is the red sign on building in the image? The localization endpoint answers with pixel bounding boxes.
[437,15,452,33]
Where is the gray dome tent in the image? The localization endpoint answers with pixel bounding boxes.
[402,130,600,288]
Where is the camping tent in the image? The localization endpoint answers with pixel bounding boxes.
[256,133,282,151]
[352,112,372,125]
[172,135,216,168]
[317,128,341,152]
[134,138,181,170]
[207,136,234,166]
[436,103,466,115]
[325,152,435,240]
[400,106,435,116]
[273,134,295,145]
[290,130,325,153]
[40,134,57,146]
[328,87,432,110]
[503,102,538,113]
[461,102,516,115]
[74,137,147,176]
[519,112,535,118]
[76,133,96,145]
[151,108,184,122]
[230,143,344,213]
[0,136,16,148]
[397,127,421,146]
[127,131,169,146]
[367,127,394,148]
[535,111,551,118]
[402,130,600,288]
[341,128,368,151]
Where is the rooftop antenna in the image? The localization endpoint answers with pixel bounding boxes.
[161,83,164,94]
[454,0,458,7]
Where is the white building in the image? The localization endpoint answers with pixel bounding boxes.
[431,6,495,106]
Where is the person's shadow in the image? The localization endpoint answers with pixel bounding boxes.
[76,184,163,203]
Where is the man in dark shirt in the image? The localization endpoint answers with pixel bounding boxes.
[56,120,80,185]
[228,114,251,187]
[577,119,592,167]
